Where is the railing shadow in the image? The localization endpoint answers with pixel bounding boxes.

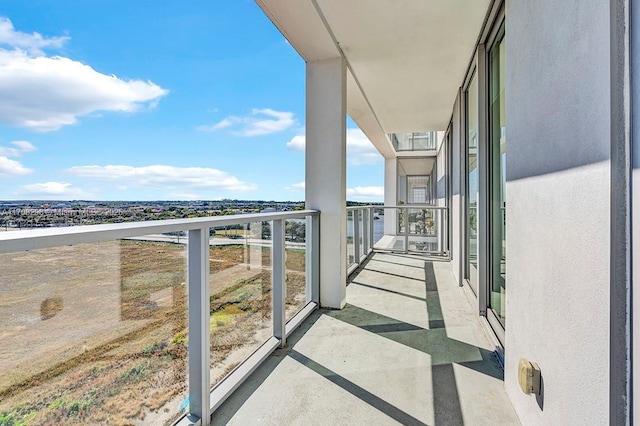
[212,255,504,425]
[210,309,323,424]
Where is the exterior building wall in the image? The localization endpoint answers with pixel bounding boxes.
[503,0,610,424]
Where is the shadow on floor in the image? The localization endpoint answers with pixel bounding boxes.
[212,255,504,425]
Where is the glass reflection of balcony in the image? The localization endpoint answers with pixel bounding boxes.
[390,132,437,152]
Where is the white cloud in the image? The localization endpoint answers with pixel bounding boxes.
[0,18,168,132]
[0,49,168,131]
[286,181,382,201]
[199,108,296,137]
[0,155,32,175]
[0,140,37,157]
[67,164,257,192]
[285,135,305,152]
[286,128,382,165]
[0,140,36,175]
[0,17,69,55]
[347,186,384,202]
[17,181,84,198]
[345,129,383,165]
[285,181,305,191]
[197,117,239,132]
[11,140,36,152]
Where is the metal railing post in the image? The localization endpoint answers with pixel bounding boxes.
[437,208,443,255]
[370,208,375,251]
[362,208,369,257]
[272,219,286,347]
[188,227,211,426]
[403,207,409,254]
[353,209,360,264]
[306,214,320,304]
[243,222,249,270]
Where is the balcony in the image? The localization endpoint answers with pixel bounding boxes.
[390,132,438,152]
[0,208,518,425]
[213,251,519,424]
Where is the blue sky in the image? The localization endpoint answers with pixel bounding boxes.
[0,1,383,202]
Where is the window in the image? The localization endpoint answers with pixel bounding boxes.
[407,176,430,204]
[412,187,427,203]
[465,70,479,295]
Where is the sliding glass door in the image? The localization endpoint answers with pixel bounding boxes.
[462,11,506,344]
[488,24,506,326]
[465,72,479,295]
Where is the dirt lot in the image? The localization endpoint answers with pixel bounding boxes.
[0,240,306,425]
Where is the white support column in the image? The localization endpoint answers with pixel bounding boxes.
[384,157,397,236]
[305,57,347,309]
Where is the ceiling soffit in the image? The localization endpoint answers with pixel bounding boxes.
[255,0,491,158]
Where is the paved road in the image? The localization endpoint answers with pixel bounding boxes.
[124,234,306,250]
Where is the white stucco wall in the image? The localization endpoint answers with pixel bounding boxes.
[504,0,610,424]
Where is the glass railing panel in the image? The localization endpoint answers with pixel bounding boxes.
[346,210,355,266]
[407,208,436,236]
[368,206,448,254]
[400,133,413,151]
[411,135,434,150]
[397,208,406,235]
[371,207,404,252]
[405,208,445,253]
[209,221,272,388]
[0,237,188,425]
[358,209,365,259]
[284,218,307,322]
[390,132,437,151]
[407,208,434,252]
[395,138,413,151]
[372,207,385,248]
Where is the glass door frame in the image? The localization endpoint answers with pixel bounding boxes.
[462,66,479,297]
[481,8,506,346]
[445,122,453,259]
[458,0,506,347]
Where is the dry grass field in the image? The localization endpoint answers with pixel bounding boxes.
[0,239,306,425]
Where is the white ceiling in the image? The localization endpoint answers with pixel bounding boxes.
[256,0,490,158]
[398,157,436,176]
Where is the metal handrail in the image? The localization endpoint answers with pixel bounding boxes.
[0,210,319,254]
[0,208,320,426]
[346,204,447,211]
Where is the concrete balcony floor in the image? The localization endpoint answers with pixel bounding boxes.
[212,252,520,425]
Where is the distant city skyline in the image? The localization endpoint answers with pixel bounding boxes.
[0,2,384,202]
